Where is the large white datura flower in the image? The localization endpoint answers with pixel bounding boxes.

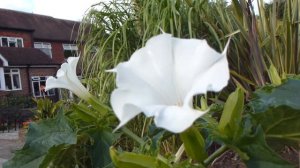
[110,33,230,133]
[45,57,91,101]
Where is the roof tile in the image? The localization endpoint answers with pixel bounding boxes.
[0,47,60,66]
[0,8,80,41]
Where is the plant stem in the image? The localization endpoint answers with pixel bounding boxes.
[88,96,111,114]
[121,127,169,165]
[174,144,185,163]
[203,145,227,166]
[121,127,145,146]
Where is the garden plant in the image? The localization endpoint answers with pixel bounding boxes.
[3,0,300,167]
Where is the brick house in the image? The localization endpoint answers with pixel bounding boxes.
[0,8,80,99]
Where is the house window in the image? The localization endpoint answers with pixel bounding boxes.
[31,76,55,97]
[63,44,78,58]
[0,37,23,47]
[34,42,52,58]
[4,69,22,90]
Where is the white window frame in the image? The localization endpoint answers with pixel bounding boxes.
[34,42,52,58]
[31,76,55,97]
[62,44,78,50]
[62,44,78,58]
[0,67,5,90]
[4,68,22,91]
[0,36,24,47]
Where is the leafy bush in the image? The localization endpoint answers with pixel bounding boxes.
[4,0,300,167]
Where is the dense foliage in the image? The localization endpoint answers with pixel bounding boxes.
[4,0,300,167]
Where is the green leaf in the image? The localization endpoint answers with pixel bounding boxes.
[3,112,76,168]
[180,126,207,162]
[218,87,244,136]
[237,126,293,168]
[147,125,165,156]
[110,148,170,168]
[71,103,97,122]
[39,144,72,168]
[251,79,300,141]
[87,128,120,168]
[267,64,282,86]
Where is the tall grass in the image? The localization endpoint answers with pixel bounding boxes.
[78,0,300,98]
[76,0,300,158]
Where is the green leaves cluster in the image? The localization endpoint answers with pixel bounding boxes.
[33,98,63,119]
[108,79,300,167]
[251,79,300,142]
[3,112,76,168]
[211,79,300,168]
[4,99,118,168]
[4,0,300,166]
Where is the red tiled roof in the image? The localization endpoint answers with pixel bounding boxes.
[0,8,80,42]
[0,47,60,66]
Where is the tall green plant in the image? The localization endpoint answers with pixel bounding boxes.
[33,98,63,119]
[79,0,300,95]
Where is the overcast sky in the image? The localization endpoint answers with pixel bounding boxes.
[0,0,271,21]
[0,0,102,21]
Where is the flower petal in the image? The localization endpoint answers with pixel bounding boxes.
[111,88,163,129]
[183,40,230,106]
[113,34,178,105]
[45,76,69,91]
[67,57,79,71]
[172,38,228,99]
[66,57,80,80]
[153,106,207,133]
[110,34,230,133]
[45,56,91,100]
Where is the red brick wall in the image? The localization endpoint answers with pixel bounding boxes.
[0,29,69,64]
[0,29,79,64]
[31,40,66,64]
[0,29,33,48]
[51,42,65,63]
[0,67,58,97]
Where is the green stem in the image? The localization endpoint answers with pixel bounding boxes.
[88,95,111,114]
[121,127,146,146]
[122,127,169,166]
[203,145,227,166]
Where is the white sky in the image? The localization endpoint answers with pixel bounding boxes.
[0,0,272,21]
[0,0,102,21]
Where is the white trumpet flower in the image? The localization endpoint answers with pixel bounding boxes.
[45,57,91,101]
[110,33,230,133]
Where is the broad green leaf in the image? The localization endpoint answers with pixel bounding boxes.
[87,128,120,168]
[147,125,165,156]
[39,144,72,168]
[180,126,207,162]
[237,126,293,168]
[3,112,76,168]
[251,79,300,141]
[110,148,170,168]
[218,87,244,135]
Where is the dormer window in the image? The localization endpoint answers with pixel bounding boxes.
[34,42,52,58]
[63,44,78,58]
[0,37,23,47]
